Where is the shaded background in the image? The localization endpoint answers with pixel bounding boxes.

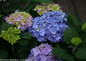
[0,0,86,21]
[53,0,86,21]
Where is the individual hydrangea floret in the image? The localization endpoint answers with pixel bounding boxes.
[29,11,69,42]
[71,37,82,45]
[5,11,33,31]
[34,3,62,15]
[26,43,63,61]
[0,27,21,45]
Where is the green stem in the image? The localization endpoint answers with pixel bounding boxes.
[11,45,15,58]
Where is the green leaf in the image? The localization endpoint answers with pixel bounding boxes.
[33,0,52,3]
[53,47,74,61]
[64,28,79,45]
[78,31,86,48]
[18,50,29,59]
[67,15,80,31]
[0,50,8,59]
[81,43,86,48]
[14,44,29,59]
[17,39,29,46]
[1,22,14,31]
[68,45,74,48]
[26,3,37,12]
[80,32,86,41]
[20,32,33,39]
[0,15,2,18]
[0,26,1,34]
[15,38,39,58]
[75,48,86,59]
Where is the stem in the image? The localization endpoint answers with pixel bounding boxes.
[11,45,15,58]
[72,46,77,54]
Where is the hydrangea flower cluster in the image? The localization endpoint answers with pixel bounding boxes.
[5,11,33,31]
[0,27,21,45]
[29,11,69,42]
[34,3,62,15]
[26,43,62,61]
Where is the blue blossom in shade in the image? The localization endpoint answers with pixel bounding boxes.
[5,11,33,31]
[26,43,63,61]
[29,11,69,42]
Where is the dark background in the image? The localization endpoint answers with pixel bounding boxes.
[53,0,86,21]
[0,0,86,21]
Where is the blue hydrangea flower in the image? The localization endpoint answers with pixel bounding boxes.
[26,43,63,61]
[29,11,69,42]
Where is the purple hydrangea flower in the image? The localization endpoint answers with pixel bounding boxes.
[26,43,63,61]
[5,11,33,31]
[29,11,69,42]
[34,3,62,15]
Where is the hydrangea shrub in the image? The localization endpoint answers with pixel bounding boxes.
[0,0,86,60]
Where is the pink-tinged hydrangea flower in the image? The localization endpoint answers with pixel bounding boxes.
[26,43,63,61]
[34,3,62,15]
[29,11,69,42]
[5,11,33,31]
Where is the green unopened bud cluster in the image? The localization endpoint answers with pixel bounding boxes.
[34,3,62,15]
[82,23,86,30]
[71,37,82,45]
[0,27,21,45]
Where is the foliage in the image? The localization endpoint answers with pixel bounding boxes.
[53,47,74,61]
[1,22,14,31]
[75,48,86,59]
[20,32,33,39]
[64,28,79,45]
[67,15,80,31]
[0,50,8,59]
